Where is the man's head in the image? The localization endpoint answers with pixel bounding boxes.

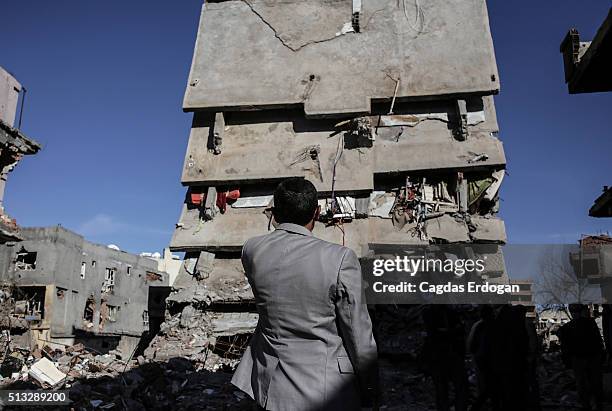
[273,178,319,228]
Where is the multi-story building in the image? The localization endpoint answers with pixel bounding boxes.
[0,226,170,355]
[0,66,41,243]
[168,0,508,327]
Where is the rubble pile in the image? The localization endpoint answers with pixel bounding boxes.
[0,308,608,410]
[0,286,37,332]
[144,305,255,373]
[142,249,258,370]
[377,349,596,411]
[0,341,254,410]
[0,344,126,387]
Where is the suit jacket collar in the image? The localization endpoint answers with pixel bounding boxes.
[276,223,314,237]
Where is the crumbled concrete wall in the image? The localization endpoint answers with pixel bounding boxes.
[0,70,41,242]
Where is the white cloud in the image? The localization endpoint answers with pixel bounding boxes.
[77,213,125,237]
[76,213,171,239]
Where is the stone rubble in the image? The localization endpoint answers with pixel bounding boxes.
[2,303,610,410]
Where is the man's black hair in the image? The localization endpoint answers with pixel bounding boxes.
[273,178,318,226]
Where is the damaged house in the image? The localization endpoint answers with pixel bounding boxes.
[0,226,170,356]
[0,66,41,243]
[150,0,510,361]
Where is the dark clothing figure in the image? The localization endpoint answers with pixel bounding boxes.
[524,313,541,411]
[422,305,468,411]
[492,305,530,411]
[467,306,498,411]
[559,306,604,411]
[602,305,611,364]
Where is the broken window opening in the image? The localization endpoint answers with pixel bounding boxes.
[107,305,119,322]
[13,286,46,322]
[126,265,132,276]
[99,299,108,330]
[15,248,37,271]
[80,262,86,279]
[142,310,149,327]
[333,117,374,149]
[92,260,96,268]
[83,295,95,325]
[102,268,116,294]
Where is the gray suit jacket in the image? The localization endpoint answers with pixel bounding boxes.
[231,223,378,411]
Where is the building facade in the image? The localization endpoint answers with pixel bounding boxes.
[164,0,509,343]
[0,226,169,355]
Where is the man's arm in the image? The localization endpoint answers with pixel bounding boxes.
[334,248,379,406]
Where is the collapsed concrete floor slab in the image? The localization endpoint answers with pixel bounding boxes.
[171,206,506,253]
[184,0,500,115]
[181,97,504,192]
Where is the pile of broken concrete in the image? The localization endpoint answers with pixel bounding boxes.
[0,342,254,410]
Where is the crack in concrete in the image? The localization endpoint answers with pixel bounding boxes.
[241,0,349,52]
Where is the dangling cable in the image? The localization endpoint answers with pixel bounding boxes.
[402,0,426,34]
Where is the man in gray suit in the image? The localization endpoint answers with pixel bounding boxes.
[232,178,379,411]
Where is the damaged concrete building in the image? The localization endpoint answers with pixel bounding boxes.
[0,226,170,356]
[150,0,509,361]
[0,66,41,243]
[560,7,612,94]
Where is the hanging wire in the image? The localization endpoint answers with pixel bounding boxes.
[335,219,346,246]
[330,133,345,215]
[402,0,426,34]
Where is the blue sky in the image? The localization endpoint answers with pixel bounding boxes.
[1,1,611,253]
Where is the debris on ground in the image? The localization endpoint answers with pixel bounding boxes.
[0,306,610,410]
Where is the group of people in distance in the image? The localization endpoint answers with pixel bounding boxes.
[421,303,606,411]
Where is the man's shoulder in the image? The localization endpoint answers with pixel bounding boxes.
[310,237,356,264]
[242,231,275,255]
